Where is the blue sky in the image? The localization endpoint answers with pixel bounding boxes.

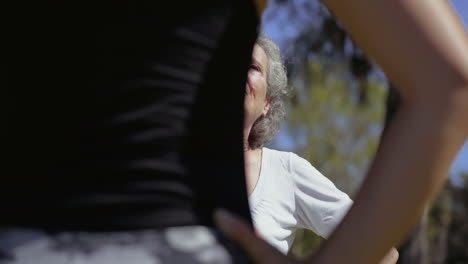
[452,0,468,27]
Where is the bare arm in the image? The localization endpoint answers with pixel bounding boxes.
[310,0,468,263]
[215,1,468,263]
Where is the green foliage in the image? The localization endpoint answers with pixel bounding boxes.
[287,60,387,195]
[285,59,387,257]
[288,229,322,259]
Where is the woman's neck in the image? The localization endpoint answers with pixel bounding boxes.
[243,125,254,152]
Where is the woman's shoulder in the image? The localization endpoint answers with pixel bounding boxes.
[262,147,294,159]
[264,147,314,168]
[264,148,340,189]
[262,147,320,177]
[262,147,295,171]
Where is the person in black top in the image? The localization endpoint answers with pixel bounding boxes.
[2,1,258,263]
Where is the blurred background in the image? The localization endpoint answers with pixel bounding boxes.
[258,0,468,263]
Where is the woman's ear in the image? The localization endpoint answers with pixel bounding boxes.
[261,97,272,117]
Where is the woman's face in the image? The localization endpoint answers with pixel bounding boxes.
[244,44,270,128]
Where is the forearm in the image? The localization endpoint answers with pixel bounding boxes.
[310,96,468,263]
[310,0,468,263]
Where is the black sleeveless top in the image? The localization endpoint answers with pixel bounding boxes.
[2,1,258,230]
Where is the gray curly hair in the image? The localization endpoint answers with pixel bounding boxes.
[248,35,290,149]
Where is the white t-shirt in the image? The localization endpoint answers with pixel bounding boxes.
[248,147,353,254]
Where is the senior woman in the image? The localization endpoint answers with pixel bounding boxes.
[244,36,398,263]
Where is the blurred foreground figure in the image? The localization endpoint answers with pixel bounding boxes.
[2,1,258,263]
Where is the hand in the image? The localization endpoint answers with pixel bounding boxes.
[214,208,301,264]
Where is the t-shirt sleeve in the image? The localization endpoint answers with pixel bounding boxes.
[292,153,353,238]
